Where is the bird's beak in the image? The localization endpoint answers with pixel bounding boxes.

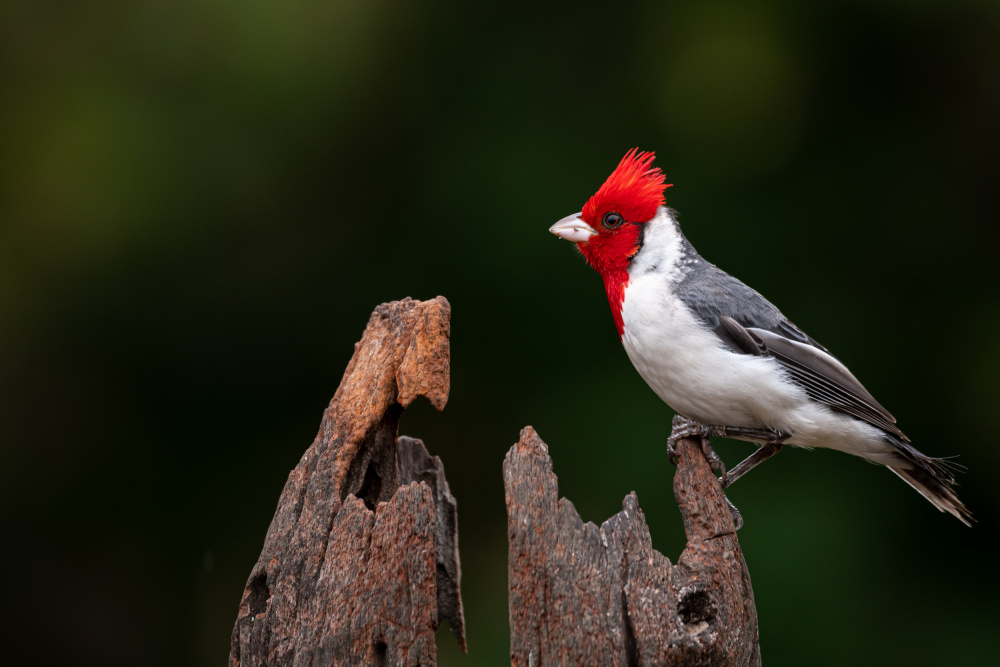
[549,213,597,243]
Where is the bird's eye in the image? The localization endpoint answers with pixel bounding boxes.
[602,211,624,228]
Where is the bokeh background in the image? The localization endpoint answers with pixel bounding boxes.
[3,0,1000,664]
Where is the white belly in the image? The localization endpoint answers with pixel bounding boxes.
[619,274,895,464]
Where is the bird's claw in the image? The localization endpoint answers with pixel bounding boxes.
[701,439,728,484]
[668,414,709,443]
[669,414,742,529]
[667,443,680,467]
[726,497,744,531]
[666,414,694,466]
[667,415,727,481]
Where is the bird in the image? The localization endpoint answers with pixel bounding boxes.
[549,148,971,527]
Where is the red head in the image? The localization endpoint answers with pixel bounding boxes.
[581,149,668,229]
[549,149,671,336]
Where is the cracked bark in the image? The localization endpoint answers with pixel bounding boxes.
[505,426,761,666]
[230,294,759,665]
[229,297,465,667]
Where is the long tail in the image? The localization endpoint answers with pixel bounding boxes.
[886,436,973,526]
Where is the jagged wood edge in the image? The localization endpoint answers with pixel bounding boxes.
[230,296,465,667]
[504,426,760,666]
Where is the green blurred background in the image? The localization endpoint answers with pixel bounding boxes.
[3,0,999,664]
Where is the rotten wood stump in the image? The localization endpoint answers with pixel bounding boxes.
[230,296,466,667]
[505,426,760,666]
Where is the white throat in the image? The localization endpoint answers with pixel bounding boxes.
[626,207,688,284]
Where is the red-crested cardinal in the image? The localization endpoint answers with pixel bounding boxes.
[549,149,971,526]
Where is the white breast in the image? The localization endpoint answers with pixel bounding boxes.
[620,273,801,428]
[618,210,893,463]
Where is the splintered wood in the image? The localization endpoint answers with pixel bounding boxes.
[505,427,760,666]
[230,295,761,666]
[229,297,465,667]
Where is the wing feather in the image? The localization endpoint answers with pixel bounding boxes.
[674,261,907,440]
[734,319,908,441]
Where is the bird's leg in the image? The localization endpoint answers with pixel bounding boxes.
[714,425,791,446]
[668,415,790,530]
[722,443,783,490]
[668,415,789,481]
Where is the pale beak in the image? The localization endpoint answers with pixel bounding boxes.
[549,213,597,243]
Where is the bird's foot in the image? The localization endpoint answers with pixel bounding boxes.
[667,414,702,465]
[667,414,728,482]
[668,415,791,530]
[726,497,744,531]
[700,438,728,484]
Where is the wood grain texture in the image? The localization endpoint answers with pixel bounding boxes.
[505,426,760,667]
[230,296,465,667]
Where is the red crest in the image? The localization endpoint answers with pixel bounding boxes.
[581,149,670,225]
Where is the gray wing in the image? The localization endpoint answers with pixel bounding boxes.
[676,262,827,349]
[676,263,908,441]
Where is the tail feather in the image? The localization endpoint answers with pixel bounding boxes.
[888,466,972,526]
[885,436,973,526]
